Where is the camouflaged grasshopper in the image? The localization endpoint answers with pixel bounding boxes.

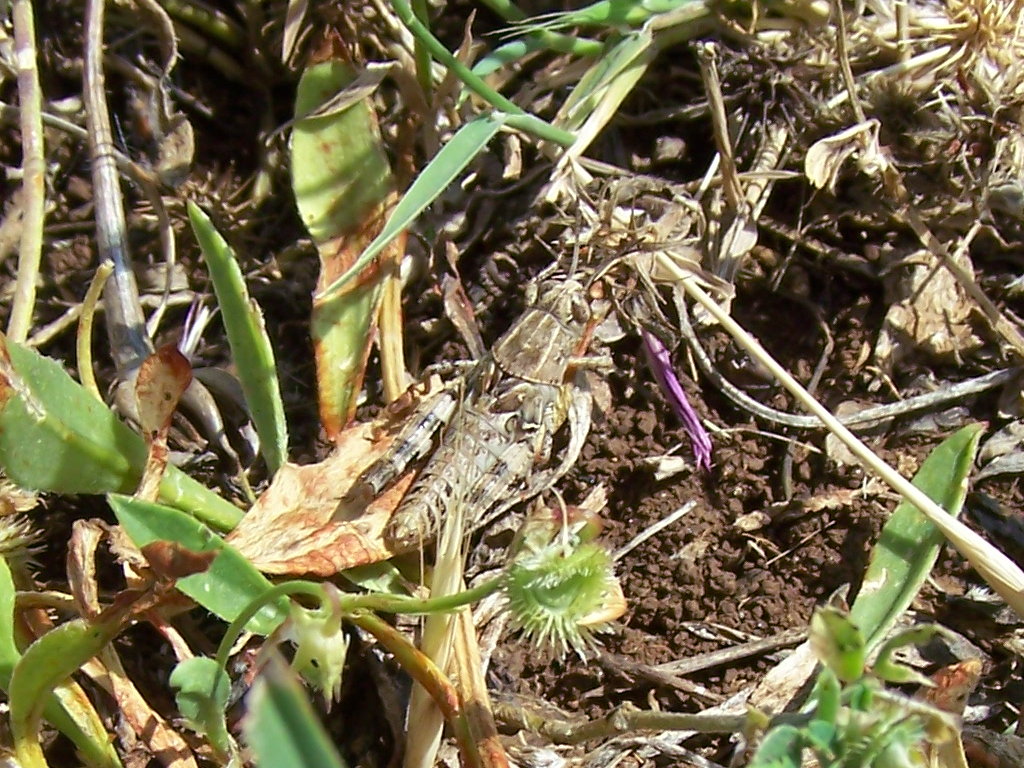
[354,276,601,551]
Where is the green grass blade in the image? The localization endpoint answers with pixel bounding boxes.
[188,202,289,475]
[110,494,287,635]
[472,34,599,78]
[244,658,350,768]
[0,336,242,531]
[849,424,984,650]
[391,0,573,146]
[316,112,507,301]
[556,29,653,130]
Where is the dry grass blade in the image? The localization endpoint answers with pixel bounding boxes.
[7,0,45,344]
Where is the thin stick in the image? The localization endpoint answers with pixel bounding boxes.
[7,0,46,342]
[832,0,866,124]
[679,275,1024,617]
[613,501,695,561]
[676,297,1016,430]
[77,262,113,402]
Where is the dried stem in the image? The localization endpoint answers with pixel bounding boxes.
[678,275,1024,617]
[7,0,46,343]
[84,0,153,375]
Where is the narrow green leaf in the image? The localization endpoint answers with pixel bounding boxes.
[556,30,653,130]
[849,424,984,650]
[188,202,289,475]
[0,336,242,531]
[472,33,602,78]
[9,617,122,768]
[316,113,507,301]
[244,658,350,768]
[110,494,287,635]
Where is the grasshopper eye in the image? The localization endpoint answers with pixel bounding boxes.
[571,297,590,323]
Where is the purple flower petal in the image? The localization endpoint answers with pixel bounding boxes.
[642,330,713,472]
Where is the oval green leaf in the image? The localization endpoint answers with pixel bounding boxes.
[0,335,241,531]
[110,494,286,635]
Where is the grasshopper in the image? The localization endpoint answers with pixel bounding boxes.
[353,276,601,551]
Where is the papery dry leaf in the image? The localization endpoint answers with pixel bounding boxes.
[68,519,105,618]
[135,346,192,501]
[875,248,983,369]
[227,413,418,575]
[85,649,199,768]
[923,658,983,715]
[805,120,892,193]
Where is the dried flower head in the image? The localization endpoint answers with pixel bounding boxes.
[0,480,41,565]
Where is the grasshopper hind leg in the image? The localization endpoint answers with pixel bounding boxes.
[351,387,459,501]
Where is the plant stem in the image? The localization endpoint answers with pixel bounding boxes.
[84,0,154,375]
[7,0,46,344]
[344,576,502,615]
[77,263,113,402]
[391,0,575,147]
[411,0,434,101]
[351,612,483,768]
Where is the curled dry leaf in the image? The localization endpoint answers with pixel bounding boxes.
[874,248,983,370]
[141,540,218,582]
[226,388,434,575]
[68,519,105,618]
[804,119,892,193]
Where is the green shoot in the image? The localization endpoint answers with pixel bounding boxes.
[189,202,289,475]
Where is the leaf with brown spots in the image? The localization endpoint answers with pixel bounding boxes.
[135,345,192,501]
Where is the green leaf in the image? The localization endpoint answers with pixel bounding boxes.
[170,657,233,758]
[9,617,123,767]
[0,557,124,768]
[291,61,395,244]
[316,112,507,301]
[749,724,803,768]
[809,607,866,683]
[291,60,396,436]
[0,555,17,686]
[849,424,983,650]
[244,658,350,768]
[188,202,289,475]
[110,494,287,635]
[0,336,242,531]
